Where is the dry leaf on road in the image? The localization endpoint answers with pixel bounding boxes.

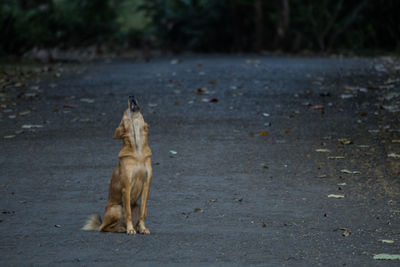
[338,138,352,145]
[316,149,330,153]
[328,156,345,159]
[388,153,400,159]
[373,254,400,260]
[341,169,361,174]
[328,194,345,198]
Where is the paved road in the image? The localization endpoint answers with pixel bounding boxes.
[1,55,399,266]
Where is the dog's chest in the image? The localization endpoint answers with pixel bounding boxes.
[129,164,148,202]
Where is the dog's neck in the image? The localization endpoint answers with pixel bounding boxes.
[128,112,145,151]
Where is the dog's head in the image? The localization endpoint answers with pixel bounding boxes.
[128,95,140,112]
[113,96,148,143]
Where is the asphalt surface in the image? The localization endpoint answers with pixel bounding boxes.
[1,55,399,266]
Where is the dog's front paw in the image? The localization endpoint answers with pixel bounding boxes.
[138,225,150,235]
[126,227,137,235]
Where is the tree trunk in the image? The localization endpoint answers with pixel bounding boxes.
[273,0,290,50]
[254,0,264,51]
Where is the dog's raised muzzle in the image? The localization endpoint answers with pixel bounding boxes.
[129,96,140,112]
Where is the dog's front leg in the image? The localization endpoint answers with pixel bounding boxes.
[122,186,136,235]
[137,184,150,234]
[137,160,152,234]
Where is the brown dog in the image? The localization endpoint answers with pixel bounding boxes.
[83,96,152,234]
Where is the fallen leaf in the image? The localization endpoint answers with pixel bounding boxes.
[258,131,268,136]
[284,129,291,134]
[262,223,267,228]
[174,101,180,105]
[248,132,254,137]
[316,149,330,153]
[373,254,400,260]
[194,208,203,213]
[388,153,400,159]
[342,229,351,237]
[80,98,95,103]
[337,182,347,186]
[22,124,43,129]
[381,240,394,244]
[169,150,177,155]
[328,194,345,198]
[208,80,217,85]
[338,138,353,145]
[333,227,350,236]
[341,169,361,174]
[208,198,217,202]
[392,140,400,143]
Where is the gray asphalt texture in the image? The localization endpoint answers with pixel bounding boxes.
[1,55,399,266]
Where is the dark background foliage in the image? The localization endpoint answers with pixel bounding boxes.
[1,0,400,56]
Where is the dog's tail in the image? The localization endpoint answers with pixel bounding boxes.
[82,214,102,231]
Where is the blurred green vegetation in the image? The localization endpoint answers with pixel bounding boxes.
[1,0,400,56]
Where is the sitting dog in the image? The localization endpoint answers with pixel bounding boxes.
[83,96,152,234]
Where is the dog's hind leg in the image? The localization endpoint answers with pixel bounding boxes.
[100,205,125,233]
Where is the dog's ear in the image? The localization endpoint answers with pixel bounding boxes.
[113,119,125,139]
